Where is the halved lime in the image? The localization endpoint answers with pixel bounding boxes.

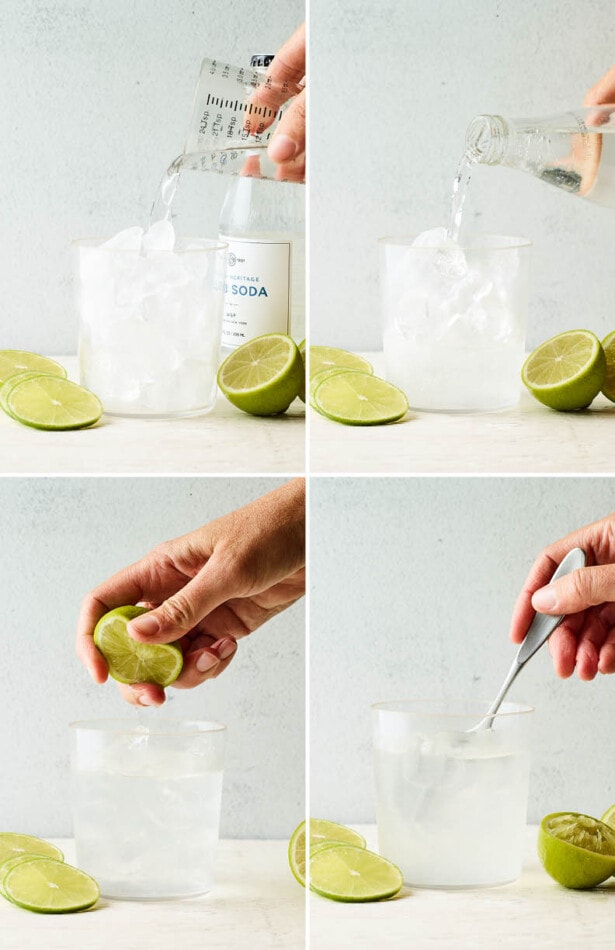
[0,855,49,899]
[0,833,63,866]
[309,346,373,380]
[288,819,366,887]
[218,333,303,415]
[600,803,615,830]
[0,372,61,419]
[309,844,403,902]
[601,332,615,402]
[521,330,606,411]
[4,858,99,913]
[93,605,183,687]
[538,812,615,889]
[298,339,306,403]
[0,351,67,386]
[7,376,103,430]
[313,371,409,425]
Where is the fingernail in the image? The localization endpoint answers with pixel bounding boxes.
[196,651,219,673]
[138,694,156,706]
[128,615,159,640]
[268,134,297,162]
[218,639,237,660]
[532,586,557,611]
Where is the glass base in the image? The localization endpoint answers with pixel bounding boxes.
[413,400,519,414]
[405,876,518,890]
[102,403,216,420]
[101,886,212,902]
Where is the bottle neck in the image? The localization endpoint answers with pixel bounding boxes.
[465,114,510,165]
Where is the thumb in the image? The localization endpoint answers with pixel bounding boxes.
[128,555,235,643]
[531,564,615,615]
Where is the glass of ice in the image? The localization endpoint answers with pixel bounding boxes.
[70,718,226,900]
[379,232,531,411]
[372,699,533,888]
[74,230,227,417]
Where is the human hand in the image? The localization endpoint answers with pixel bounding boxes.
[77,479,305,705]
[585,65,615,106]
[509,514,615,680]
[257,23,306,182]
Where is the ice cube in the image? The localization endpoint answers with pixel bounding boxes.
[102,226,144,250]
[142,219,176,252]
[412,227,450,248]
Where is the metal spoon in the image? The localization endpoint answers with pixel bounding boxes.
[471,546,587,732]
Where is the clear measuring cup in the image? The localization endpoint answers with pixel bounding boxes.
[180,57,303,181]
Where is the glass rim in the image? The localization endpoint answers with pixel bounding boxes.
[71,237,228,253]
[371,698,534,718]
[68,717,227,735]
[377,234,532,251]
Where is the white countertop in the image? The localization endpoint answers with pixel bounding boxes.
[0,357,304,475]
[0,838,304,950]
[310,825,615,949]
[310,353,615,474]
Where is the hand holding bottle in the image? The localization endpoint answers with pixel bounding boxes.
[509,514,615,680]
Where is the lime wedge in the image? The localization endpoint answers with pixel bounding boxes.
[309,844,403,902]
[4,858,99,913]
[288,819,366,887]
[0,833,63,866]
[93,605,183,687]
[309,346,373,380]
[601,332,615,402]
[521,330,606,410]
[7,376,102,430]
[313,371,409,425]
[217,333,303,415]
[538,812,615,889]
[0,855,49,899]
[0,351,67,386]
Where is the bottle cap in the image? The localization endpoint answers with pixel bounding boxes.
[251,54,275,68]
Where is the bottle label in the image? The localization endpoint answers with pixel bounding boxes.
[220,236,291,347]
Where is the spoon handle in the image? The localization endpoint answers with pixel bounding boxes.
[474,546,587,731]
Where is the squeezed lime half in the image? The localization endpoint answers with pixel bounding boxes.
[538,812,615,889]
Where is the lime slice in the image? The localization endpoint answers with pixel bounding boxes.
[601,332,615,402]
[309,368,366,410]
[308,819,366,852]
[7,376,103,430]
[288,819,366,887]
[0,351,67,386]
[538,812,615,889]
[218,333,303,416]
[521,330,606,411]
[0,855,49,899]
[309,844,403,902]
[600,804,615,830]
[4,858,99,913]
[0,372,61,419]
[309,346,373,380]
[0,833,63,866]
[93,605,183,687]
[313,371,409,425]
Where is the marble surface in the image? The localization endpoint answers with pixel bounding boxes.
[0,357,304,474]
[309,353,615,474]
[310,825,615,949]
[0,838,304,950]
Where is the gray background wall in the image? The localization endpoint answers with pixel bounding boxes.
[311,0,615,350]
[311,477,615,824]
[0,0,303,353]
[0,477,304,838]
